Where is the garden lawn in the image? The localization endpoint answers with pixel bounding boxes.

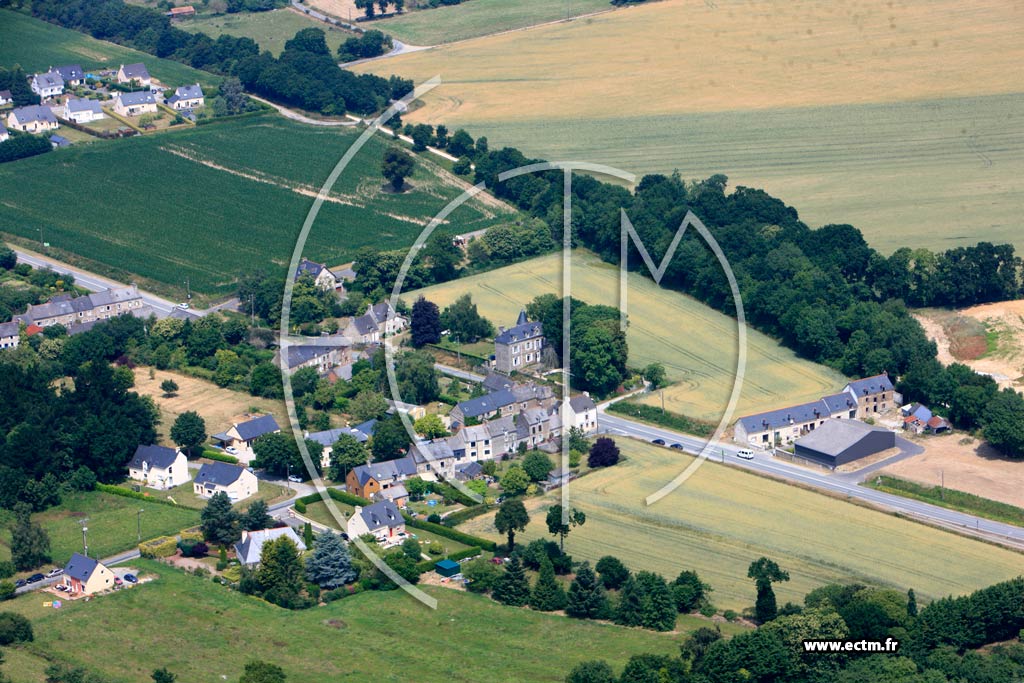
[0,491,199,567]
[459,439,1024,611]
[2,558,684,682]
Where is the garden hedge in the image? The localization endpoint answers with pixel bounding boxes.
[96,483,180,507]
[139,535,178,559]
[404,516,496,551]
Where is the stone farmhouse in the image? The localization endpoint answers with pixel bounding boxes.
[494,310,545,374]
[343,302,407,344]
[14,286,144,329]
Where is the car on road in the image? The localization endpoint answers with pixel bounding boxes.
[26,573,45,584]
[669,443,684,450]
[14,579,25,588]
[123,574,138,584]
[287,474,303,483]
[651,438,666,446]
[736,449,755,460]
[177,302,190,310]
[225,446,239,455]
[46,568,64,578]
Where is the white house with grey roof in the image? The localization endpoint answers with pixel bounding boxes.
[52,64,85,87]
[276,337,351,377]
[30,71,64,99]
[494,310,544,374]
[193,462,257,502]
[565,394,598,434]
[61,98,105,124]
[234,527,306,567]
[0,321,19,349]
[211,414,280,464]
[113,90,157,117]
[295,257,343,292]
[128,444,190,489]
[0,90,11,106]
[166,83,204,110]
[6,105,59,133]
[343,302,407,344]
[348,500,405,542]
[15,285,143,329]
[117,63,152,87]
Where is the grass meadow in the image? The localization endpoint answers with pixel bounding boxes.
[0,492,200,568]
[5,559,683,683]
[412,249,845,421]
[358,0,1024,253]
[0,116,515,299]
[370,0,613,46]
[0,11,221,88]
[180,8,356,56]
[460,439,1024,611]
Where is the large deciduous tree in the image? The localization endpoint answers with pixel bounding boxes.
[748,557,790,623]
[494,499,529,551]
[410,297,441,348]
[382,148,415,191]
[170,411,206,456]
[545,504,586,552]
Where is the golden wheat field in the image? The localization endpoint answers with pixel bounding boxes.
[412,249,845,421]
[460,439,1024,610]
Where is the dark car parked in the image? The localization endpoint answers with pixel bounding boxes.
[26,573,45,584]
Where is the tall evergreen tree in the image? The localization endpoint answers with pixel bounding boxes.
[565,562,610,620]
[636,571,677,631]
[907,588,918,618]
[530,555,567,612]
[615,575,644,627]
[200,491,241,547]
[305,531,357,589]
[9,505,50,571]
[410,297,441,348]
[492,556,530,607]
[257,537,305,608]
[241,500,272,531]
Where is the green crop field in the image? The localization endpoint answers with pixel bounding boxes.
[0,116,516,299]
[371,0,613,47]
[358,0,1024,254]
[5,558,682,683]
[0,10,221,88]
[412,249,845,421]
[0,492,199,567]
[460,439,1024,611]
[180,8,355,56]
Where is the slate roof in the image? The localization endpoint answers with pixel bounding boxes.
[9,105,58,125]
[911,404,933,422]
[65,98,103,115]
[486,415,516,438]
[283,341,349,369]
[119,63,151,81]
[349,313,378,336]
[53,64,84,82]
[569,394,597,413]
[737,399,830,433]
[359,500,403,532]
[16,286,140,324]
[494,311,543,345]
[233,414,280,441]
[33,71,63,91]
[410,439,455,467]
[794,419,890,457]
[0,321,19,337]
[194,462,247,488]
[845,373,894,397]
[330,266,356,282]
[307,426,368,447]
[352,456,416,486]
[234,527,306,565]
[129,444,180,470]
[455,461,483,478]
[511,382,554,404]
[455,389,516,419]
[353,419,377,440]
[174,83,203,99]
[117,91,156,106]
[49,134,70,148]
[0,90,11,102]
[482,372,513,393]
[295,257,327,280]
[820,390,857,415]
[64,552,104,582]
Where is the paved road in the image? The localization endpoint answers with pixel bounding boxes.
[249,94,359,127]
[434,363,486,383]
[598,411,1024,550]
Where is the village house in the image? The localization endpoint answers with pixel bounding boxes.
[347,500,405,542]
[565,394,598,434]
[117,63,152,87]
[306,420,376,467]
[410,439,457,479]
[63,553,117,596]
[52,64,85,87]
[14,285,143,329]
[211,414,280,464]
[844,373,895,419]
[0,90,12,106]
[30,71,64,99]
[516,407,560,448]
[6,105,59,133]
[0,321,19,349]
[113,91,158,117]
[276,337,351,377]
[449,389,517,428]
[193,462,258,502]
[127,444,190,490]
[166,83,204,110]
[294,257,343,292]
[494,310,545,374]
[61,98,105,124]
[234,527,306,567]
[343,302,407,344]
[346,456,417,501]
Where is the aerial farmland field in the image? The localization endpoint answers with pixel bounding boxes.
[0,10,221,88]
[0,116,516,299]
[356,0,1024,253]
[180,8,356,56]
[412,249,845,421]
[460,439,1024,611]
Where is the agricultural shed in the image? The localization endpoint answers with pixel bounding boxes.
[794,419,895,469]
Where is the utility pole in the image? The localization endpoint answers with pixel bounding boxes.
[79,518,90,557]
[286,463,291,493]
[939,469,944,500]
[184,277,191,302]
[137,508,144,543]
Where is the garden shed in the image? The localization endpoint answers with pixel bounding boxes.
[435,559,461,578]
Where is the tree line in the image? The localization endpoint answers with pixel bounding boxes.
[29,0,412,116]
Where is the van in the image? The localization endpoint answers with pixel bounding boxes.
[736,449,755,460]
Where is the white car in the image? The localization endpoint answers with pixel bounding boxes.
[736,449,755,460]
[287,474,303,483]
[177,302,190,310]
[225,446,239,455]
[46,568,64,578]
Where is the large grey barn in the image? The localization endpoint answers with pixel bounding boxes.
[793,419,896,469]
